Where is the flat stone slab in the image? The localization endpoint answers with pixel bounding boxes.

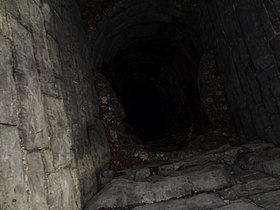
[226,167,268,183]
[250,189,280,210]
[213,200,262,210]
[131,193,226,210]
[158,147,241,176]
[117,143,275,180]
[85,165,233,210]
[218,177,280,200]
[158,143,274,177]
[239,148,280,177]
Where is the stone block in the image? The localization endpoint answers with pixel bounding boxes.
[5,0,31,30]
[262,159,280,177]
[238,148,280,176]
[27,152,48,210]
[250,189,280,210]
[47,169,77,210]
[189,165,234,193]
[41,1,57,37]
[0,127,29,210]
[46,34,63,77]
[41,149,54,173]
[30,3,61,98]
[134,167,151,181]
[0,2,11,38]
[0,35,18,125]
[44,95,73,169]
[218,177,280,200]
[10,17,49,150]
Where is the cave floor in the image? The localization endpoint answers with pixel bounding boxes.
[85,140,280,210]
[109,128,240,171]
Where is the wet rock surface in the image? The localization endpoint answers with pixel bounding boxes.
[85,142,280,210]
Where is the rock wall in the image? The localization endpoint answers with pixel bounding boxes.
[199,0,280,144]
[0,0,109,209]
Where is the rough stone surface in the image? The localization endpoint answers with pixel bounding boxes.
[131,193,226,210]
[0,127,29,210]
[11,16,49,151]
[47,169,77,210]
[239,148,280,177]
[88,118,111,172]
[44,96,73,169]
[85,165,233,209]
[26,152,48,210]
[84,143,280,210]
[250,189,280,210]
[218,177,280,200]
[0,0,110,209]
[0,35,18,125]
[213,200,261,210]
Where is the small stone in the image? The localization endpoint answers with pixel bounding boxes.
[101,96,108,104]
[135,168,151,181]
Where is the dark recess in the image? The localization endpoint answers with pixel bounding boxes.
[100,21,209,146]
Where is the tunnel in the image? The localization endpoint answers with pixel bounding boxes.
[99,21,209,147]
[2,0,280,209]
[88,1,235,151]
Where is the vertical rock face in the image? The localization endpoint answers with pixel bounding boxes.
[0,0,109,209]
[199,0,280,143]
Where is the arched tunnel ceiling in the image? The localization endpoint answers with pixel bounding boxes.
[78,0,201,68]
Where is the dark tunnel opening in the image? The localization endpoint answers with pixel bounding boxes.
[4,1,280,209]
[100,21,211,147]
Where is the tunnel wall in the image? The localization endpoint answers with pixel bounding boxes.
[0,0,109,209]
[199,0,280,144]
[88,0,280,145]
[1,0,280,209]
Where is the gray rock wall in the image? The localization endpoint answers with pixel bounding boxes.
[199,0,280,144]
[0,0,109,209]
